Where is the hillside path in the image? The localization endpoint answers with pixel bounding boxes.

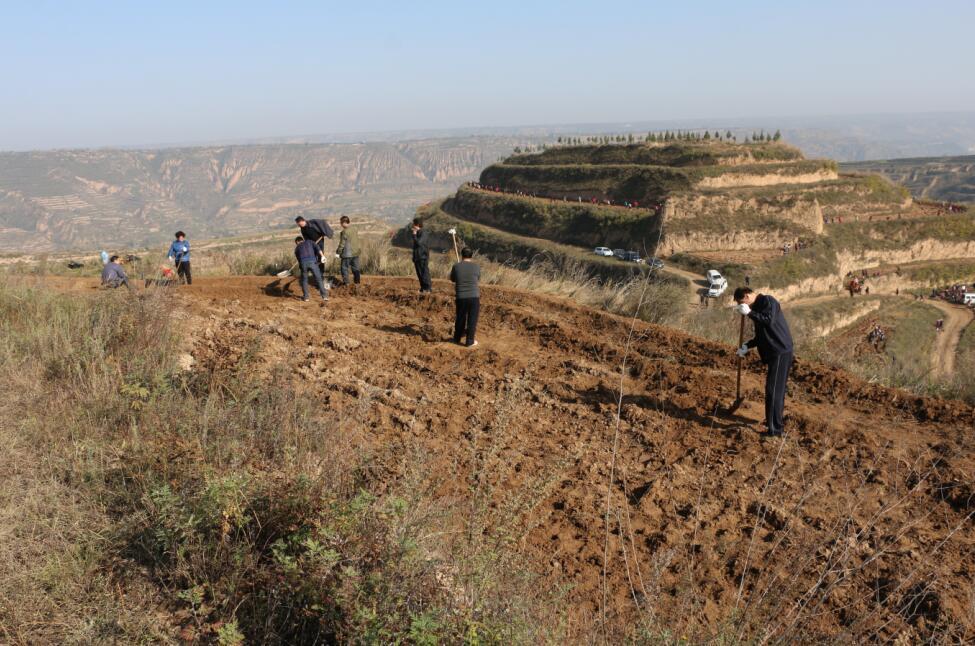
[659,265,708,303]
[927,299,974,378]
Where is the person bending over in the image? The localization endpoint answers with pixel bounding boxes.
[295,216,334,274]
[335,215,361,287]
[101,255,131,289]
[450,247,481,347]
[294,236,329,302]
[734,286,794,437]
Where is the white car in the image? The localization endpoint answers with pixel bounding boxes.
[594,246,614,257]
[706,270,728,297]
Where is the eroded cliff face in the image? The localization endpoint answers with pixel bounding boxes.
[657,229,799,256]
[665,192,824,234]
[0,140,518,251]
[695,169,838,189]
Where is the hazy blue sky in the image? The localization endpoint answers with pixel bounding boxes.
[2,0,974,150]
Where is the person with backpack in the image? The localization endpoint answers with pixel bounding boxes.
[450,247,481,347]
[411,217,432,293]
[166,231,192,285]
[335,215,361,288]
[293,236,329,302]
[295,216,334,274]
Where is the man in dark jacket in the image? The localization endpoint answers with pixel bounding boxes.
[450,247,481,347]
[734,287,794,437]
[100,255,131,289]
[294,237,329,302]
[411,217,432,293]
[295,216,334,273]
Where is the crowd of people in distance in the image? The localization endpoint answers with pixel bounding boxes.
[931,283,973,306]
[781,239,809,255]
[465,182,664,214]
[97,215,484,348]
[866,324,887,348]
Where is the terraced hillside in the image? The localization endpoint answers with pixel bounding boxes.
[417,142,930,271]
[843,155,975,203]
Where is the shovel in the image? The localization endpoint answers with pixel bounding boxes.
[277,235,325,277]
[448,228,460,262]
[726,314,747,414]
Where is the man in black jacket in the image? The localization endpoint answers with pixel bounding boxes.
[411,217,432,293]
[295,216,334,273]
[734,287,794,437]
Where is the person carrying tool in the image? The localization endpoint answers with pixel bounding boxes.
[295,216,334,273]
[411,217,432,293]
[335,215,361,288]
[450,247,481,347]
[294,236,329,302]
[166,231,192,285]
[100,255,131,289]
[734,287,794,438]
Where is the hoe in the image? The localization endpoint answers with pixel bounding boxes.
[726,313,747,414]
[277,235,325,278]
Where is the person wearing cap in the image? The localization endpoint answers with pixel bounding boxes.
[295,216,334,273]
[166,231,192,285]
[733,286,794,438]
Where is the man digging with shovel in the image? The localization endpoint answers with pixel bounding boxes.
[733,287,794,438]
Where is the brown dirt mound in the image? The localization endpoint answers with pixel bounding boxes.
[60,276,975,640]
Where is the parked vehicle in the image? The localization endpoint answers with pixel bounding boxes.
[624,251,643,263]
[964,293,975,305]
[647,257,664,270]
[706,269,728,297]
[613,249,626,259]
[593,246,614,257]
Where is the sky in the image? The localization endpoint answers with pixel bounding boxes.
[1,0,974,151]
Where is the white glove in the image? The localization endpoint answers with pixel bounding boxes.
[736,303,751,315]
[168,256,175,263]
[334,253,340,258]
[736,344,750,357]
[447,228,457,235]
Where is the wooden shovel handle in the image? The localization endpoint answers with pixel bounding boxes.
[736,314,746,400]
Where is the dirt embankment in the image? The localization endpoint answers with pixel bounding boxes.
[695,169,838,189]
[102,274,973,642]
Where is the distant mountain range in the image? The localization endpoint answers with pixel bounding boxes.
[3,112,974,253]
[0,139,527,252]
[842,155,975,203]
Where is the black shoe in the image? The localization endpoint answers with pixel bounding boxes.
[761,429,784,438]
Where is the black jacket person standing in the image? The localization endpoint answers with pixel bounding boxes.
[411,218,432,293]
[734,287,794,437]
[295,216,334,273]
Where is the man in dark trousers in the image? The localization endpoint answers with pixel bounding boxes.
[734,287,794,437]
[293,236,329,302]
[335,215,361,288]
[450,247,480,347]
[166,231,192,285]
[411,217,432,293]
[295,216,334,273]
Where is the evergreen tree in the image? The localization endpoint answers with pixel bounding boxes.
[773,129,781,141]
[726,130,733,140]
[703,131,711,140]
[557,136,562,144]
[514,146,522,153]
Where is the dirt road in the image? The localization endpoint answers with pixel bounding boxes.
[927,298,975,377]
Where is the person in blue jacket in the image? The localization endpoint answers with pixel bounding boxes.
[100,255,131,289]
[166,231,192,285]
[734,287,794,437]
[294,236,329,302]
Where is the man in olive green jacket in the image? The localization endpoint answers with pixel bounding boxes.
[335,215,362,286]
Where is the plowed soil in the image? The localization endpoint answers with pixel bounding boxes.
[58,276,975,641]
